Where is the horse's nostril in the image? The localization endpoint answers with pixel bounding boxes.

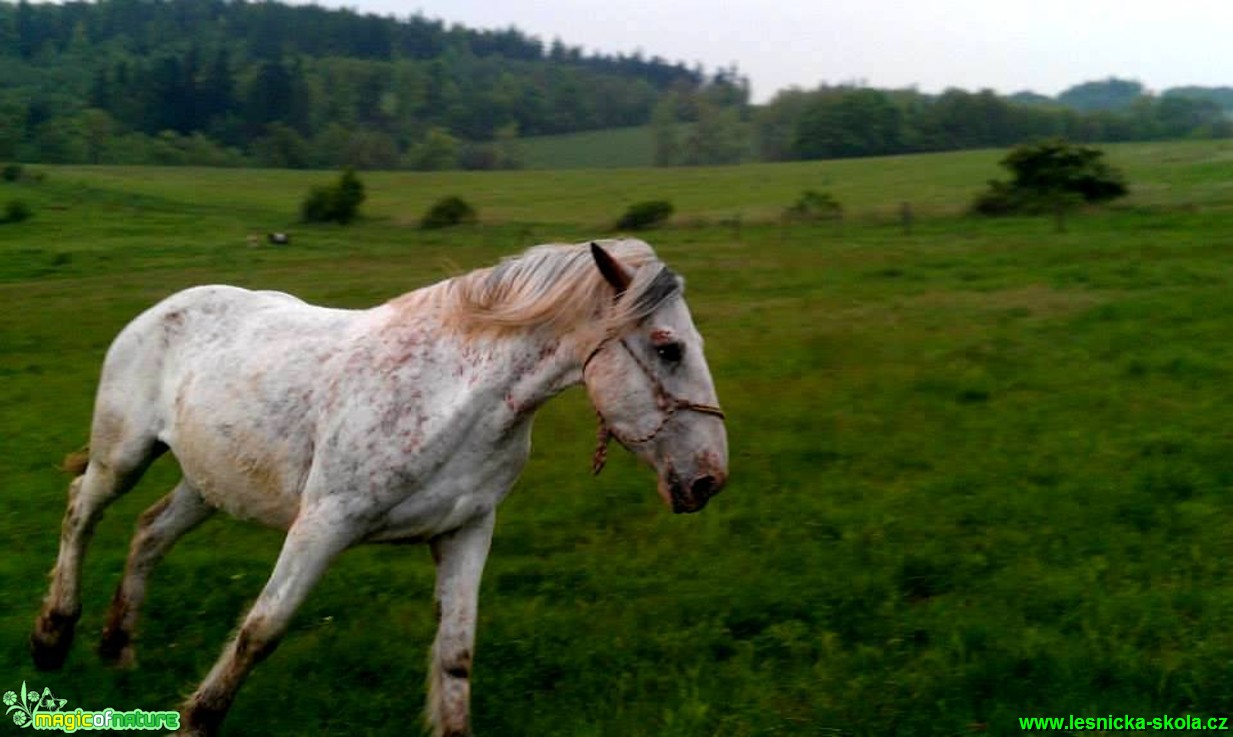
[691,475,719,502]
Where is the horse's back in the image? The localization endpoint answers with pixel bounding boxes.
[97,285,314,409]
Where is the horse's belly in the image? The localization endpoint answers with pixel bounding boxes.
[186,463,302,530]
[169,420,305,530]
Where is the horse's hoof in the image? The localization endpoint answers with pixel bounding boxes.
[176,700,224,737]
[30,611,79,671]
[30,635,71,671]
[98,627,136,668]
[171,716,212,737]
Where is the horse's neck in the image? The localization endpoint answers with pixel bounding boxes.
[370,300,588,418]
[479,327,584,418]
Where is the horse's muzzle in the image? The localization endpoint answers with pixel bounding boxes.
[669,472,726,514]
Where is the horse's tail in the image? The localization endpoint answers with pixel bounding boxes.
[61,446,90,476]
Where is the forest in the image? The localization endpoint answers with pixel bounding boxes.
[0,0,1230,169]
[0,0,745,168]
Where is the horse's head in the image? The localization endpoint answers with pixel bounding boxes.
[582,243,728,513]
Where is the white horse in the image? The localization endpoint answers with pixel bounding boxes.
[30,239,728,737]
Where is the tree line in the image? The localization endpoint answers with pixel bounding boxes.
[755,82,1230,162]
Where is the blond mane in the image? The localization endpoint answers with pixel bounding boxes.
[394,239,682,340]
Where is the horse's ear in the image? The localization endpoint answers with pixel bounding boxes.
[590,242,633,297]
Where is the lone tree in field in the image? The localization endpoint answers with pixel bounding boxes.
[972,139,1128,229]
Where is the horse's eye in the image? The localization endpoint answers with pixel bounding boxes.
[655,342,683,363]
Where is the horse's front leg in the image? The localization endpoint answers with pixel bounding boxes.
[427,512,495,737]
[177,507,360,737]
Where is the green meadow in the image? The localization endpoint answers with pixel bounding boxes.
[3,140,1233,735]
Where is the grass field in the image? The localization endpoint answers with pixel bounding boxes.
[3,140,1233,736]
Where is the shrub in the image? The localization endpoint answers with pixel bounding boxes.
[783,190,843,222]
[300,168,366,224]
[2,199,31,223]
[972,139,1128,216]
[616,200,674,230]
[2,164,23,182]
[420,196,477,230]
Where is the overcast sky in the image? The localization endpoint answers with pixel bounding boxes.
[289,0,1232,103]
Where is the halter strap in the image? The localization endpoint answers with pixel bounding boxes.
[582,333,725,475]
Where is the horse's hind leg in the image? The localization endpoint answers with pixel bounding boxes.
[99,478,214,667]
[31,411,165,671]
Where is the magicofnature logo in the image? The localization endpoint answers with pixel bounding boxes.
[5,682,64,728]
[4,682,179,732]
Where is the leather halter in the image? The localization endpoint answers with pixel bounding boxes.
[581,334,726,475]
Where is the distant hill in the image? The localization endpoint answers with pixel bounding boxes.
[1056,78,1146,111]
[1006,91,1055,107]
[1047,78,1233,115]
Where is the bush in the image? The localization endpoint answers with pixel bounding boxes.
[972,139,1127,216]
[2,164,24,182]
[616,200,674,230]
[783,190,843,222]
[420,196,477,229]
[300,168,365,224]
[2,199,31,223]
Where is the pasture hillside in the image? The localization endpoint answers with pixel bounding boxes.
[520,125,660,169]
[518,123,721,169]
[3,140,1233,735]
